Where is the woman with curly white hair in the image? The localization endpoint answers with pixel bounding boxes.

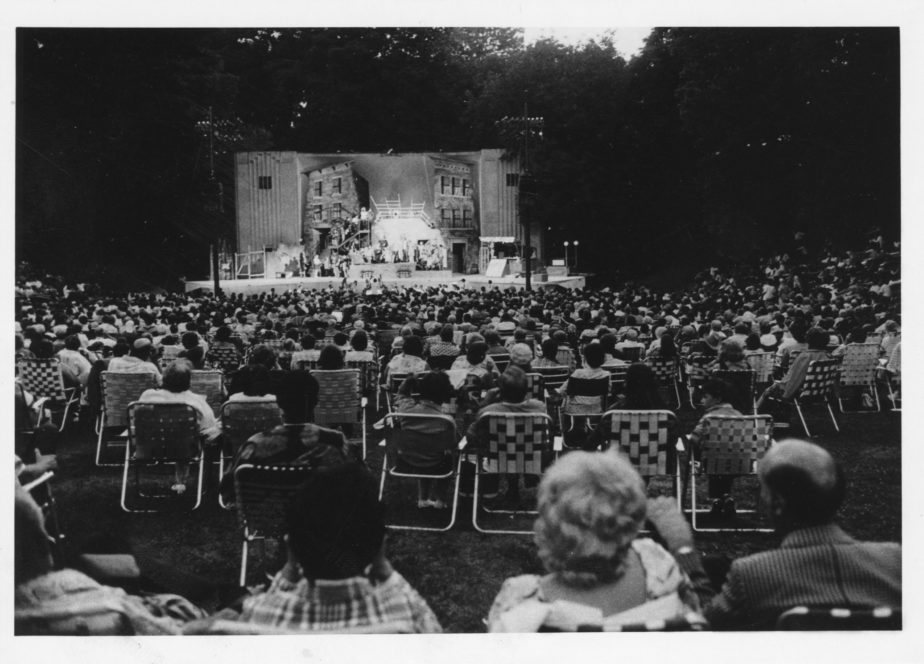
[487,451,707,631]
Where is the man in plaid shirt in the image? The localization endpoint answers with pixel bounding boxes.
[237,463,441,633]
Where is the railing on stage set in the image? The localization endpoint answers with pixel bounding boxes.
[370,195,433,227]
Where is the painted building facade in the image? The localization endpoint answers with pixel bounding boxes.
[234,150,542,274]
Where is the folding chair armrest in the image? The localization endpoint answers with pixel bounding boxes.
[31,396,50,412]
[378,439,387,448]
[21,471,54,492]
[457,436,468,451]
[361,396,368,408]
[553,435,564,453]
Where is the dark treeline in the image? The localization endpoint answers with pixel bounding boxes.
[16,27,899,289]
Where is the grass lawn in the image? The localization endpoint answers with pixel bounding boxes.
[42,401,901,633]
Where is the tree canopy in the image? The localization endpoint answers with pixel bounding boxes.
[16,27,899,288]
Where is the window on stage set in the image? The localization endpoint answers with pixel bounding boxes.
[333,202,342,218]
[440,208,452,225]
[440,175,450,195]
[451,177,460,196]
[314,204,323,221]
[333,177,342,194]
[258,175,272,190]
[506,173,519,187]
[462,179,472,197]
[463,209,473,226]
[314,180,322,196]
[452,209,462,227]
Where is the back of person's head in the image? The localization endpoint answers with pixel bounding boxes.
[624,328,638,341]
[534,450,646,587]
[350,329,368,352]
[483,329,501,346]
[179,345,205,369]
[758,438,845,529]
[541,337,559,361]
[181,331,200,350]
[249,344,277,369]
[239,364,272,397]
[734,322,751,335]
[623,363,666,409]
[498,365,529,402]
[552,330,568,344]
[745,332,761,351]
[299,335,316,351]
[789,320,808,343]
[701,377,733,404]
[416,371,453,404]
[582,342,605,368]
[806,326,829,350]
[63,334,81,351]
[31,339,55,359]
[466,341,488,365]
[163,358,193,392]
[402,335,424,358]
[658,332,677,358]
[285,463,385,579]
[318,344,345,370]
[215,325,232,342]
[333,332,349,347]
[718,339,745,364]
[599,333,618,357]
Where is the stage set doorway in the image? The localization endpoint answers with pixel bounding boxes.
[451,242,466,273]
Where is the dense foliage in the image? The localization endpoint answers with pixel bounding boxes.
[17,28,899,287]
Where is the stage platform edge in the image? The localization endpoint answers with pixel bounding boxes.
[184,273,586,295]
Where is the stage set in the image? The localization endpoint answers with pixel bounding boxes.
[186,150,585,294]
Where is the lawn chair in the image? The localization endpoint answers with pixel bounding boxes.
[311,369,368,458]
[488,352,511,373]
[776,606,900,631]
[683,354,712,408]
[602,364,629,399]
[792,359,841,437]
[599,410,680,497]
[17,358,80,432]
[534,365,571,426]
[620,346,643,362]
[121,403,205,513]
[837,343,881,412]
[96,372,159,467]
[189,370,224,418]
[205,345,242,375]
[346,358,379,400]
[468,412,554,535]
[645,358,682,409]
[524,372,546,402]
[377,412,462,531]
[234,463,316,586]
[218,401,284,508]
[746,351,775,389]
[689,414,774,533]
[559,376,610,445]
[428,354,459,371]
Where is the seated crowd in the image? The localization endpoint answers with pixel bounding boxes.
[13,237,901,633]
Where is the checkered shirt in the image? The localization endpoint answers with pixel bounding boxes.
[239,571,442,633]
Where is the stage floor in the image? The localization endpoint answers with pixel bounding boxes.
[184,272,586,295]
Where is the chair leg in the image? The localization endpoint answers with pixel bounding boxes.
[119,442,133,513]
[378,453,388,501]
[192,453,205,511]
[239,539,249,587]
[826,402,840,433]
[361,410,368,460]
[794,402,812,437]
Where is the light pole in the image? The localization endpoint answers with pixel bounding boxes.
[563,241,570,270]
[573,240,580,270]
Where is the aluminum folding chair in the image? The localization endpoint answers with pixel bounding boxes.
[234,463,316,586]
[218,401,284,508]
[121,402,205,513]
[559,376,610,442]
[190,370,224,418]
[524,372,546,402]
[377,412,462,531]
[311,369,368,457]
[837,343,881,412]
[689,414,774,532]
[792,359,841,437]
[599,410,681,497]
[776,606,900,631]
[602,363,629,398]
[468,412,553,535]
[205,345,242,374]
[645,358,682,409]
[346,358,378,399]
[95,372,159,467]
[683,354,712,408]
[488,352,511,373]
[745,351,776,388]
[17,358,80,432]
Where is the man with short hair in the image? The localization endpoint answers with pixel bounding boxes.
[233,463,441,633]
[107,337,162,385]
[703,439,901,629]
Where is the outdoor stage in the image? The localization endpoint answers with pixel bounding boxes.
[184,270,586,295]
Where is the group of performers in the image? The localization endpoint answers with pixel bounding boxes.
[351,238,446,270]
